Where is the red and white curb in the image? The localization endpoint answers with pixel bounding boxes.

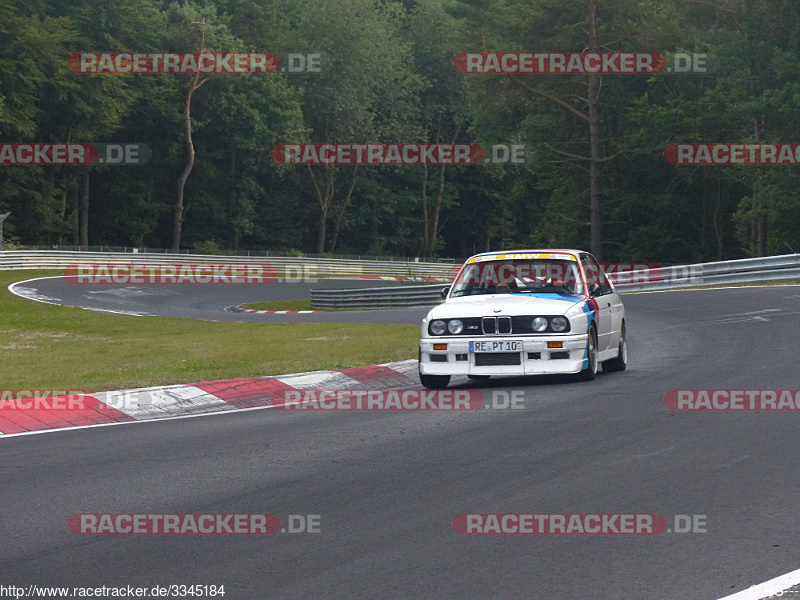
[225,304,324,315]
[0,360,419,438]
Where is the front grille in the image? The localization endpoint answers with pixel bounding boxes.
[430,354,448,362]
[482,316,512,334]
[549,351,570,360]
[474,352,521,366]
[482,317,496,334]
[497,316,512,333]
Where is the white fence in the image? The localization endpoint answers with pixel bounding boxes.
[0,250,454,280]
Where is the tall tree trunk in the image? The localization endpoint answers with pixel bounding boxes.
[309,163,335,254]
[140,152,157,250]
[173,81,198,251]
[70,181,79,245]
[329,165,359,253]
[507,1,605,260]
[421,123,460,259]
[317,208,327,254]
[57,187,67,247]
[420,161,429,257]
[424,162,448,258]
[59,129,72,247]
[172,26,210,252]
[80,171,89,247]
[738,0,765,256]
[752,116,766,256]
[587,1,603,261]
[230,146,239,251]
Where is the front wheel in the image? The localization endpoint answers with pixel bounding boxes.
[577,326,598,381]
[602,321,627,372]
[420,374,451,389]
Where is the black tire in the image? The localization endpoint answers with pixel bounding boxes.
[577,326,598,381]
[467,375,490,380]
[602,321,627,372]
[420,374,451,389]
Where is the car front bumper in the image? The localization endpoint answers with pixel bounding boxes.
[419,333,589,377]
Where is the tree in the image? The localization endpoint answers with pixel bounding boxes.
[286,0,424,253]
[455,0,678,260]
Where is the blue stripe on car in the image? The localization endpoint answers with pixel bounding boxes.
[508,292,584,302]
[580,300,597,369]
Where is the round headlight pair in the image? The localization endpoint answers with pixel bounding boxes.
[430,319,464,335]
[531,316,568,332]
[430,320,446,335]
[448,319,464,334]
[532,317,548,332]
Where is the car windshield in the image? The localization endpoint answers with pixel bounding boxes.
[450,259,584,297]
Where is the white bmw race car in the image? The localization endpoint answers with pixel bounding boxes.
[419,249,626,388]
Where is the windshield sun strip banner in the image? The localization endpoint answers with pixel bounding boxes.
[466,252,578,264]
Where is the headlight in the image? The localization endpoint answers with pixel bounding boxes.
[551,317,568,332]
[447,319,464,334]
[430,320,447,335]
[532,317,548,332]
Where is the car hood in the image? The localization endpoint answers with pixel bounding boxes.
[428,292,587,319]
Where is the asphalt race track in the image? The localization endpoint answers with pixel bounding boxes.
[2,283,800,599]
[9,276,432,324]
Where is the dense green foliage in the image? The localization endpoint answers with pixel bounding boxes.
[1,0,798,262]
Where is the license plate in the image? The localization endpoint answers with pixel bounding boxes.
[469,340,523,353]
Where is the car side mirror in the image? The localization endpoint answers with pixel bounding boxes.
[441,286,450,299]
[589,283,601,297]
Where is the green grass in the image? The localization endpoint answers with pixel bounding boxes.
[238,299,358,312]
[240,299,313,311]
[0,270,419,391]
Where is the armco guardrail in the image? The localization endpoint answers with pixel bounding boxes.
[611,253,800,292]
[0,250,455,280]
[311,284,449,309]
[311,253,800,309]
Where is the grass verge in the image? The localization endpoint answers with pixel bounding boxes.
[0,270,419,391]
[239,299,313,311]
